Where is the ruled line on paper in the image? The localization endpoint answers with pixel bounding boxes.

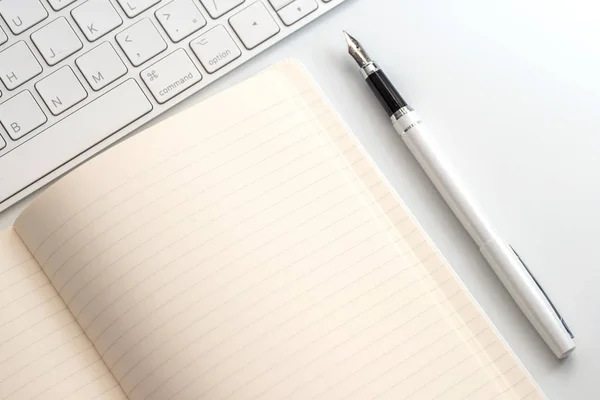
[284,297,476,400]
[0,319,79,364]
[69,136,365,336]
[37,370,114,400]
[435,350,510,400]
[0,230,125,399]
[46,106,330,281]
[173,255,448,400]
[47,112,338,304]
[91,182,397,348]
[0,296,63,338]
[93,179,390,340]
[0,281,52,313]
[388,331,497,400]
[0,258,34,275]
[459,356,515,400]
[62,119,349,312]
[33,90,321,259]
[3,345,96,398]
[0,330,86,384]
[63,141,382,344]
[103,195,405,373]
[81,159,393,333]
[89,383,125,400]
[93,189,392,368]
[208,276,462,400]
[127,231,425,397]
[78,174,375,324]
[0,269,43,294]
[58,138,426,394]
[10,62,541,400]
[119,217,408,386]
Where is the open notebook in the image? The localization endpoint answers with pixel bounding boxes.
[0,61,544,399]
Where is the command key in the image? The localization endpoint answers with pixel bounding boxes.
[141,49,202,104]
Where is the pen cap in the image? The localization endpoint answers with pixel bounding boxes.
[480,240,576,359]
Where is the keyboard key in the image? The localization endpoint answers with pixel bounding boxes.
[76,42,127,90]
[116,18,167,66]
[72,0,123,42]
[36,66,88,115]
[268,0,293,10]
[190,25,241,73]
[0,28,7,45]
[0,0,48,35]
[116,0,161,18]
[155,0,207,42]
[0,91,47,140]
[277,0,317,26]
[47,0,78,11]
[141,49,201,103]
[200,0,244,19]
[31,17,83,66]
[0,79,152,203]
[229,2,280,50]
[0,41,43,90]
[0,135,5,150]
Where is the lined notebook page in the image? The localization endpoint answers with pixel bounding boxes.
[15,60,543,399]
[0,228,126,399]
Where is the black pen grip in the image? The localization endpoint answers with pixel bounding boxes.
[366,70,408,117]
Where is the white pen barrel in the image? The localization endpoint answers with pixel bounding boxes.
[393,110,575,358]
[393,112,496,248]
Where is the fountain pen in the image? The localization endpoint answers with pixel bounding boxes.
[343,31,575,359]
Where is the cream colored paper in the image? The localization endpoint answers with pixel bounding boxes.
[8,60,543,399]
[0,228,126,399]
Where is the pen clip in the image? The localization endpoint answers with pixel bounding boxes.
[510,245,574,339]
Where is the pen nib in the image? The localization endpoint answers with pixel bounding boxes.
[343,31,373,68]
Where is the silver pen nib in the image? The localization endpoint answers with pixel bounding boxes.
[343,31,373,68]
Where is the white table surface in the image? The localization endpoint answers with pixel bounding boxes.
[2,0,599,398]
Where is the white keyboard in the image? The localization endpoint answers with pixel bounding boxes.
[0,0,346,211]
